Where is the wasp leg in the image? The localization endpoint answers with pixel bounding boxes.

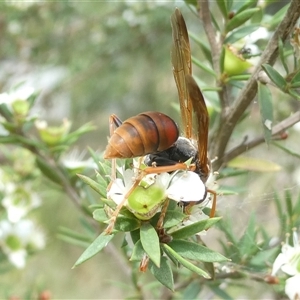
[144,162,195,175]
[104,173,143,235]
[207,189,217,218]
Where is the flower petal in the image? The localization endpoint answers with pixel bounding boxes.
[285,274,300,300]
[107,178,126,205]
[166,171,206,202]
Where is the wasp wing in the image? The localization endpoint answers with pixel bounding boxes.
[171,8,193,139]
[186,75,209,181]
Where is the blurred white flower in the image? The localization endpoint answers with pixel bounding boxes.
[0,219,45,268]
[61,149,97,172]
[285,274,300,300]
[272,230,300,277]
[272,229,300,300]
[2,183,41,223]
[0,86,34,108]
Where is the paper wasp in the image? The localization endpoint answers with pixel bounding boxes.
[103,8,216,235]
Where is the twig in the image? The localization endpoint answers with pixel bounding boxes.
[210,0,300,170]
[198,0,220,74]
[223,111,300,163]
[198,0,231,130]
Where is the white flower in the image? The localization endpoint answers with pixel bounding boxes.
[108,169,206,206]
[2,183,41,223]
[0,219,45,268]
[0,86,34,108]
[61,149,97,172]
[272,230,300,277]
[285,274,300,300]
[272,230,300,300]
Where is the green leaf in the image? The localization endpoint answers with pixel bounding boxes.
[216,0,228,19]
[77,173,106,196]
[73,233,114,267]
[130,239,145,261]
[267,4,289,29]
[62,122,95,145]
[0,135,20,144]
[224,24,260,44]
[278,39,289,74]
[262,64,286,90]
[163,210,186,228]
[184,0,197,7]
[189,32,212,65]
[250,247,278,269]
[227,74,251,82]
[192,56,217,77]
[288,89,300,100]
[290,69,300,85]
[150,210,186,229]
[93,208,109,222]
[239,213,257,257]
[114,215,141,232]
[140,222,161,267]
[285,190,293,220]
[228,156,281,172]
[149,257,174,291]
[226,8,260,32]
[272,142,300,159]
[182,282,202,299]
[162,244,210,278]
[257,82,273,145]
[168,240,229,263]
[171,217,222,239]
[0,103,13,121]
[210,286,234,300]
[235,0,258,15]
[35,156,62,185]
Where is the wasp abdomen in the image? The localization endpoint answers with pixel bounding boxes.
[104,111,179,159]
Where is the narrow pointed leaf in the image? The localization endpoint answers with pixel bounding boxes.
[140,222,160,267]
[262,64,286,90]
[130,240,144,261]
[239,213,257,256]
[73,233,114,267]
[290,69,300,85]
[278,39,289,74]
[268,4,289,29]
[236,0,258,14]
[216,0,228,19]
[35,156,62,185]
[257,83,273,145]
[93,208,109,222]
[77,173,106,196]
[224,24,260,44]
[272,142,300,159]
[288,89,300,100]
[168,240,229,262]
[163,244,210,278]
[189,32,212,65]
[149,257,174,291]
[171,217,221,239]
[228,156,281,172]
[114,215,141,232]
[192,56,217,77]
[226,8,260,32]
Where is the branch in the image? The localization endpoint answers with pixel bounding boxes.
[198,0,220,74]
[223,111,300,162]
[210,0,300,170]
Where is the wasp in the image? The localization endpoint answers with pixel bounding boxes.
[103,8,216,235]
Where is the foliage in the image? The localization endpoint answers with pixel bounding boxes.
[0,0,300,299]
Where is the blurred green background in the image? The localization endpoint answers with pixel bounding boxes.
[1,0,299,299]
